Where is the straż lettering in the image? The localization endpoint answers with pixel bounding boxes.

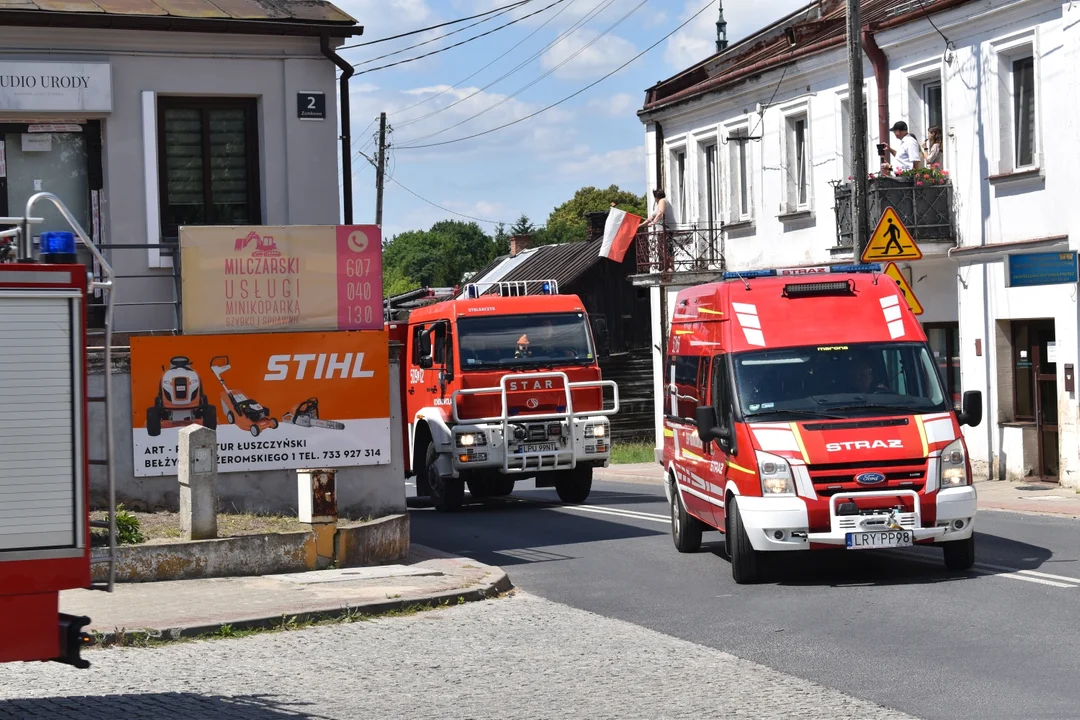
[825,439,903,452]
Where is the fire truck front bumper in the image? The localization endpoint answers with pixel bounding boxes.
[450,418,611,474]
[737,486,978,552]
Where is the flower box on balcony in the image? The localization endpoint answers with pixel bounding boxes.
[833,175,955,248]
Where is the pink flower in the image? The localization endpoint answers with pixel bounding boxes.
[942,170,949,176]
[847,175,853,181]
[916,180,924,186]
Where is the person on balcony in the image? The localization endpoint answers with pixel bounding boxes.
[642,189,675,272]
[886,120,923,172]
[924,126,943,167]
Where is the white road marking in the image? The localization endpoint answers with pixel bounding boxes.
[553,504,670,525]
[890,551,1080,588]
[971,562,1080,587]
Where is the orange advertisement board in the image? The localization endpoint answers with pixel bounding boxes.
[131,331,391,477]
[180,225,383,334]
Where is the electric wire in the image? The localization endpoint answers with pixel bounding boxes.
[340,0,533,50]
[747,3,816,139]
[389,177,511,226]
[354,0,572,74]
[391,0,585,124]
[351,1,529,67]
[398,0,645,147]
[394,0,616,130]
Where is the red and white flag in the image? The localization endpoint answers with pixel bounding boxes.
[598,207,642,262]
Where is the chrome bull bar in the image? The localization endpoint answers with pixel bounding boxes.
[450,372,619,473]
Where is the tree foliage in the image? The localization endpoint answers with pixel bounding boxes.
[534,185,646,246]
[381,220,501,298]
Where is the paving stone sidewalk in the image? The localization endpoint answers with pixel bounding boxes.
[61,544,509,639]
[598,462,1080,518]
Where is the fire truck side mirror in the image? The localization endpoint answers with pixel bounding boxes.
[957,390,982,428]
[419,355,434,370]
[695,404,734,451]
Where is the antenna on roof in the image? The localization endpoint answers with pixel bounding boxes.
[716,1,729,52]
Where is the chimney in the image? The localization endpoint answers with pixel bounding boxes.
[510,234,532,257]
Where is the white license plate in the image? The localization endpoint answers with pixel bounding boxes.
[846,530,913,549]
[518,443,557,453]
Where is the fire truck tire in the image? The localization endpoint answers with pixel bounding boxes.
[425,442,464,512]
[670,485,703,553]
[942,535,975,571]
[146,406,161,437]
[491,477,515,497]
[727,497,762,584]
[554,466,592,504]
[466,477,492,499]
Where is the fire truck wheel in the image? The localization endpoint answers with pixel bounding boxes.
[466,477,492,499]
[670,484,703,553]
[146,406,161,437]
[942,535,975,571]
[554,466,592,504]
[727,497,762,584]
[491,477,515,497]
[426,442,463,512]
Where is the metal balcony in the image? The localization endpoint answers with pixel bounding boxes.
[634,222,725,277]
[833,177,956,248]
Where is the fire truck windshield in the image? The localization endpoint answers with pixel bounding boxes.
[457,312,595,369]
[733,341,950,419]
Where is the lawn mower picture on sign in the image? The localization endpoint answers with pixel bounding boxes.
[282,398,345,430]
[210,355,279,437]
[146,356,218,437]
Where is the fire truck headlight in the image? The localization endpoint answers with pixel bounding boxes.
[756,451,795,496]
[456,432,487,448]
[939,438,969,486]
[591,423,607,438]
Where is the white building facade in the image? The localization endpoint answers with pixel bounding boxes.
[637,0,1080,486]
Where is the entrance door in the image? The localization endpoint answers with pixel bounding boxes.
[1012,320,1058,480]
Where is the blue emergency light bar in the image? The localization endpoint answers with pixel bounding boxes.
[722,263,881,280]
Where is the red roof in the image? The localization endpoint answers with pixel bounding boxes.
[641,0,973,114]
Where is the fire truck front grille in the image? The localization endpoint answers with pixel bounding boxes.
[807,458,927,496]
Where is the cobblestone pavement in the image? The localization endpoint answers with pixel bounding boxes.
[0,592,912,720]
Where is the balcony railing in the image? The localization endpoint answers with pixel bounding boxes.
[635,222,724,276]
[833,177,955,248]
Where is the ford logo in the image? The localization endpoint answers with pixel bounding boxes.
[855,472,886,485]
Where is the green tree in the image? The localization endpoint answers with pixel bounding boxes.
[492,222,510,257]
[381,220,502,296]
[535,185,647,246]
[510,214,535,236]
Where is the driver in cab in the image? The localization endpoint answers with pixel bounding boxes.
[851,356,889,394]
[514,320,573,359]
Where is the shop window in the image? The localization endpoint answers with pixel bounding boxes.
[158,97,261,240]
[925,323,960,410]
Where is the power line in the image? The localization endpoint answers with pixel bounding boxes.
[340,0,533,50]
[351,1,527,67]
[398,0,692,150]
[747,4,816,139]
[392,0,585,124]
[398,0,643,147]
[394,0,615,131]
[354,0,571,74]
[389,176,510,226]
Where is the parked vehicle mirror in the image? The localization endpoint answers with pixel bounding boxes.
[419,356,434,370]
[958,390,982,428]
[694,405,718,443]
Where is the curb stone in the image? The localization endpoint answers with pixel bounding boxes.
[88,569,513,648]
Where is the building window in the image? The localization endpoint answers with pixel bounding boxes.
[674,149,687,223]
[726,128,751,222]
[703,143,719,228]
[785,114,810,211]
[1012,56,1036,168]
[923,80,943,133]
[840,98,852,179]
[158,97,261,240]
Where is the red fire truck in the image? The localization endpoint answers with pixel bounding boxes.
[386,280,619,511]
[0,194,117,667]
[662,263,982,584]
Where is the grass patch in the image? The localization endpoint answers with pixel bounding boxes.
[610,441,654,465]
[90,510,310,546]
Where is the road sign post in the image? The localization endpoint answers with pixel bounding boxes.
[862,208,923,263]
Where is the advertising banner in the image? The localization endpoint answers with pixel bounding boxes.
[130,331,391,478]
[180,225,383,334]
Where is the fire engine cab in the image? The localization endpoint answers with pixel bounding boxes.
[662,263,982,584]
[386,280,619,511]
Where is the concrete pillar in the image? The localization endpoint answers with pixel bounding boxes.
[178,425,218,540]
[298,469,337,569]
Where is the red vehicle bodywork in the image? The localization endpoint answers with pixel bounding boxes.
[662,269,981,582]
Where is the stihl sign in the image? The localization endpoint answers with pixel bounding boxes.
[264,353,375,381]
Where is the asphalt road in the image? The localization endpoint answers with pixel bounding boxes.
[408,476,1080,720]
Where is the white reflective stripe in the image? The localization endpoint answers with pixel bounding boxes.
[743,328,766,347]
[753,428,800,452]
[732,302,757,315]
[681,482,725,508]
[736,313,761,329]
[883,305,902,322]
[881,295,900,308]
[924,456,939,492]
[924,418,956,445]
[793,463,816,499]
[888,320,905,339]
[921,412,953,422]
[881,295,905,338]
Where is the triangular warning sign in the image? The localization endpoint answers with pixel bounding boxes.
[883,262,923,315]
[862,207,922,262]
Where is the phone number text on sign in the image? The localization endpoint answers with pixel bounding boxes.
[337,226,383,330]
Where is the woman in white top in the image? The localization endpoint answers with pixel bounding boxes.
[924,126,943,167]
[642,189,670,231]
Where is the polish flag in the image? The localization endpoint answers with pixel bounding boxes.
[598,207,642,262]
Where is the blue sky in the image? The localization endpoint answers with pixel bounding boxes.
[333,0,808,239]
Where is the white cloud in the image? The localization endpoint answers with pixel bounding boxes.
[557,146,645,187]
[586,92,639,118]
[663,0,809,71]
[541,28,637,80]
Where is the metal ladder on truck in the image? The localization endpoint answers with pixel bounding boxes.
[383,286,457,322]
[0,192,118,592]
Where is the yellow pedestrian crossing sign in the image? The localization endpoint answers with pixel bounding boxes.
[883,262,923,315]
[862,207,922,262]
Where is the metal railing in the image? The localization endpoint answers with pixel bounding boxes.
[833,178,956,248]
[88,242,183,345]
[635,222,725,276]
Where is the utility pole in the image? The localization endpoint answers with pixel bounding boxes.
[375,111,387,227]
[846,0,869,259]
